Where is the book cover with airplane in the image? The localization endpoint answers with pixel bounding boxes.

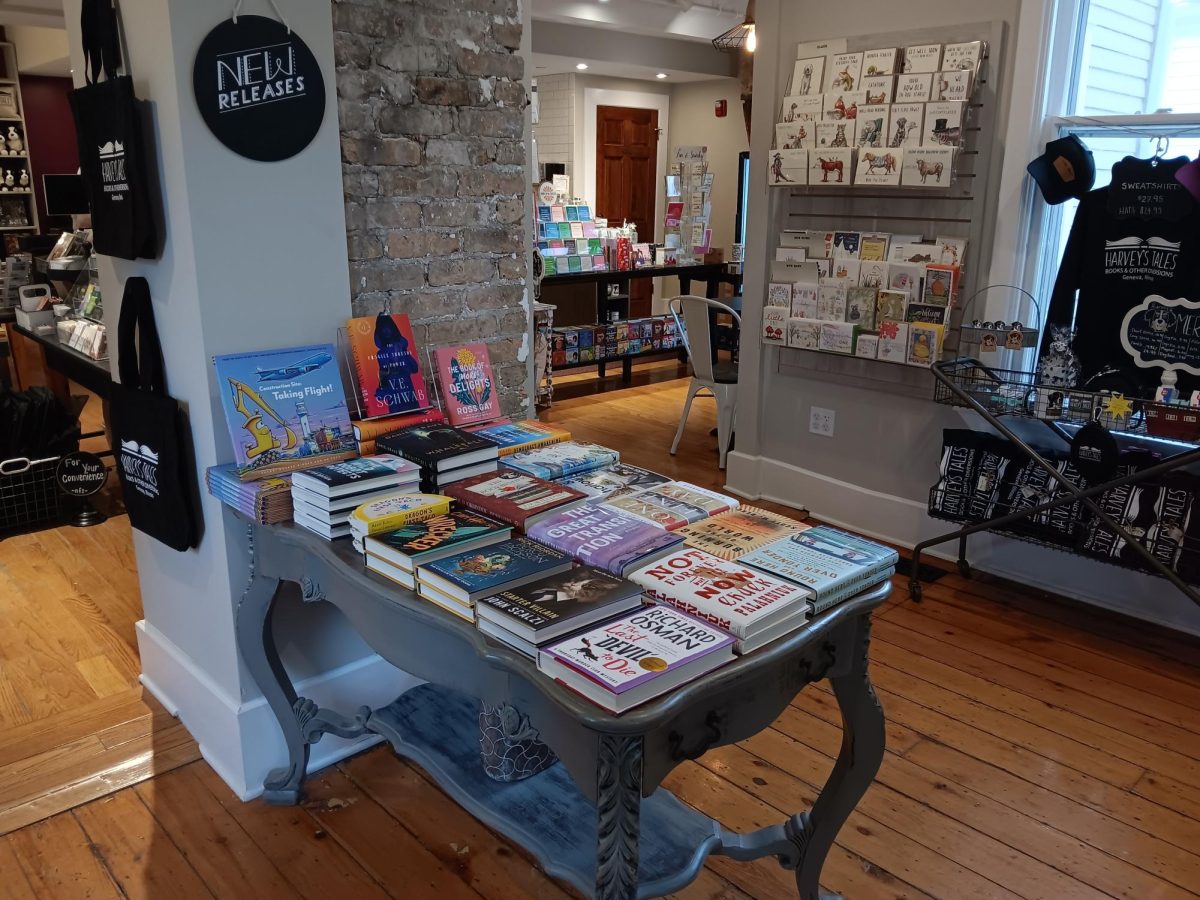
[213,343,357,480]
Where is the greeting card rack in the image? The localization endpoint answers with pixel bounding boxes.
[909,357,1200,608]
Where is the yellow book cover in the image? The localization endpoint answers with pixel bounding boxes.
[350,493,451,536]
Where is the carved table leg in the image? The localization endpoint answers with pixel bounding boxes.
[794,615,885,899]
[235,565,309,805]
[595,734,643,900]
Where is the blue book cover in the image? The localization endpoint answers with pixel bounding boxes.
[537,206,552,224]
[420,537,571,597]
[740,526,898,600]
[213,344,356,480]
[504,442,618,480]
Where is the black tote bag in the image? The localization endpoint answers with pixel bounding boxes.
[69,0,159,260]
[108,278,197,551]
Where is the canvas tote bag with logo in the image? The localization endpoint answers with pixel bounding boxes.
[109,279,197,551]
[69,0,159,260]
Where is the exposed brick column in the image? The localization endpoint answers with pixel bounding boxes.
[334,0,532,415]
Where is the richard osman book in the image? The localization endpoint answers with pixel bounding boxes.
[213,344,357,480]
[346,313,431,419]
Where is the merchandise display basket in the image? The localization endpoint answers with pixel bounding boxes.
[0,455,63,531]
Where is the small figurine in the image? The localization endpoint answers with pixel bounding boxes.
[17,169,27,188]
[6,126,22,154]
[4,170,14,189]
[1037,324,1080,388]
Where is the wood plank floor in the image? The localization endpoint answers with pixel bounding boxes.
[4,376,1200,898]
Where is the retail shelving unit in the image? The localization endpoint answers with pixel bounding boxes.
[0,44,37,235]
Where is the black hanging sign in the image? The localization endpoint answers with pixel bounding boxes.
[192,14,325,162]
[56,452,108,498]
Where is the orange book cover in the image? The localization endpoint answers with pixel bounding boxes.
[346,313,431,419]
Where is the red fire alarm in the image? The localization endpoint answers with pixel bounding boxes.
[714,99,728,118]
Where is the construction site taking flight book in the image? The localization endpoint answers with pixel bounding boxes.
[526,504,684,577]
[677,506,810,560]
[346,313,431,419]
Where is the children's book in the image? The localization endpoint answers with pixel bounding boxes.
[603,482,739,531]
[364,509,512,572]
[504,441,619,481]
[213,344,357,480]
[432,343,501,427]
[377,422,499,472]
[469,420,572,456]
[537,606,735,713]
[346,314,431,419]
[677,506,809,560]
[291,455,421,499]
[527,503,684,577]
[348,493,452,538]
[417,537,573,603]
[444,470,589,531]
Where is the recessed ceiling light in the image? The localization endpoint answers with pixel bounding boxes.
[656,72,668,79]
[576,63,589,70]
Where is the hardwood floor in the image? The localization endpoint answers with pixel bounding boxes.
[3,377,1200,898]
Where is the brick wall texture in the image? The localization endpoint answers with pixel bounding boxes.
[333,0,532,416]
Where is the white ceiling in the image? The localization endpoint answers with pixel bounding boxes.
[532,52,724,83]
[531,0,745,43]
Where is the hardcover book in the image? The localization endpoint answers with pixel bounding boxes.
[346,314,431,419]
[291,455,421,499]
[352,408,444,442]
[527,503,684,576]
[537,605,735,713]
[741,525,898,609]
[417,537,573,603]
[377,422,499,472]
[349,493,452,537]
[432,343,501,427]
[364,509,512,572]
[557,464,669,501]
[213,344,357,480]
[628,548,811,649]
[677,506,809,560]
[504,441,619,481]
[603,482,739,531]
[476,565,645,645]
[444,470,589,531]
[470,420,572,456]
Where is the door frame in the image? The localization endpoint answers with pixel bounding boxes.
[582,88,670,242]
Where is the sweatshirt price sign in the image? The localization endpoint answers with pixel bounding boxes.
[192,5,325,162]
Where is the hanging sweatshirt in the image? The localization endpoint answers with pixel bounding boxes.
[1044,156,1200,396]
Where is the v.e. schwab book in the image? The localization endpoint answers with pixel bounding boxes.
[526,504,684,577]
[377,422,499,472]
[444,470,589,531]
[628,548,812,652]
[603,482,739,531]
[469,420,572,456]
[349,493,452,537]
[558,463,669,501]
[503,441,619,480]
[677,506,810,560]
[432,343,502,427]
[537,605,735,714]
[213,344,357,480]
[346,313,431,419]
[290,455,421,499]
[740,525,899,612]
[476,565,644,646]
[364,509,511,572]
[417,537,573,603]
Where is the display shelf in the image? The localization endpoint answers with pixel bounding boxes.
[0,44,37,234]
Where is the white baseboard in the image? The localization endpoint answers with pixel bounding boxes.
[137,620,420,800]
[727,455,1200,636]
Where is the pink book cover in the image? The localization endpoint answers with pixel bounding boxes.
[433,343,502,427]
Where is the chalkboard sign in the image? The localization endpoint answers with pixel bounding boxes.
[56,452,108,498]
[192,15,326,162]
[1121,295,1200,376]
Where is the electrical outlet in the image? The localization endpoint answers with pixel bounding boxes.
[810,406,836,437]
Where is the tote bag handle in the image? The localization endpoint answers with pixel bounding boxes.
[116,277,166,395]
[80,0,123,85]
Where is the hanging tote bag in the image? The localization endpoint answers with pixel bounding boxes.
[108,278,198,551]
[68,0,160,260]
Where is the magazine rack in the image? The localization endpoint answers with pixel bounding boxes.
[235,520,891,899]
[910,358,1200,607]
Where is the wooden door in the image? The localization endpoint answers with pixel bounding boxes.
[596,105,658,318]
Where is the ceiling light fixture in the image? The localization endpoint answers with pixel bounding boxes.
[576,62,589,70]
[656,72,668,79]
[712,13,756,53]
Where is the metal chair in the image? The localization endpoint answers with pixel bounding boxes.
[668,295,740,469]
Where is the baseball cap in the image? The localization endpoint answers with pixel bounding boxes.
[1026,135,1096,205]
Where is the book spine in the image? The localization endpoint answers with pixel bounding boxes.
[643,588,746,638]
[353,409,444,440]
[450,494,521,529]
[810,566,895,613]
[347,332,374,417]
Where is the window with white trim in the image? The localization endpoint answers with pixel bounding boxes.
[1034,0,1200,306]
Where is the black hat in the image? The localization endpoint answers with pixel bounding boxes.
[1027,135,1096,205]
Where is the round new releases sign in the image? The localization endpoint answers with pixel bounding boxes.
[56,452,108,498]
[193,15,326,162]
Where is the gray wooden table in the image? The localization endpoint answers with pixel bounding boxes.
[235,521,890,900]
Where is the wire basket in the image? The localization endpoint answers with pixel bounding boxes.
[0,456,64,532]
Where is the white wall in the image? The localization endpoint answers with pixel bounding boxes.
[62,0,415,798]
[7,25,70,76]
[532,73,574,177]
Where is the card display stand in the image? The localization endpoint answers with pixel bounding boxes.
[911,357,1200,607]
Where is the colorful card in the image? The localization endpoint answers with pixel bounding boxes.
[809,148,854,184]
[828,52,865,92]
[902,147,956,187]
[823,91,866,121]
[763,307,788,344]
[876,289,909,323]
[855,149,902,185]
[877,320,910,363]
[831,231,861,258]
[907,322,944,367]
[859,233,891,262]
[934,236,968,267]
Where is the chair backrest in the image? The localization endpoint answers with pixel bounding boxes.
[669,295,741,383]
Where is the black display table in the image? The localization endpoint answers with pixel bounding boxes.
[9,321,111,400]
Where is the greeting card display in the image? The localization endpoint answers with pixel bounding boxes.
[768,149,809,186]
[901,147,956,187]
[854,106,890,148]
[792,57,826,96]
[809,148,854,184]
[887,104,925,148]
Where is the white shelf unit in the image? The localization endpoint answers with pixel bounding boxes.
[0,43,38,234]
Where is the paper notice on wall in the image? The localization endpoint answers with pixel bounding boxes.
[675,145,707,162]
[552,174,570,196]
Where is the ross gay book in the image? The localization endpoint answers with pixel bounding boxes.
[432,342,502,427]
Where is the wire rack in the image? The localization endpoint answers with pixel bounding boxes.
[0,456,63,531]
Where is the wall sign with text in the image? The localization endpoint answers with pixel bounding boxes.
[192,15,326,162]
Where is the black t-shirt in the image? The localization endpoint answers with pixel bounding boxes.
[1044,156,1200,397]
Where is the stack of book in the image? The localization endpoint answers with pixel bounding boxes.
[348,492,453,553]
[205,465,293,524]
[378,422,500,492]
[526,504,683,577]
[469,419,572,456]
[415,537,573,622]
[444,470,589,532]
[558,463,669,501]
[677,506,810,560]
[603,481,739,531]
[629,547,812,654]
[504,441,619,480]
[740,526,898,615]
[291,456,422,540]
[351,408,444,456]
[537,605,735,713]
[364,509,512,591]
[475,565,645,658]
